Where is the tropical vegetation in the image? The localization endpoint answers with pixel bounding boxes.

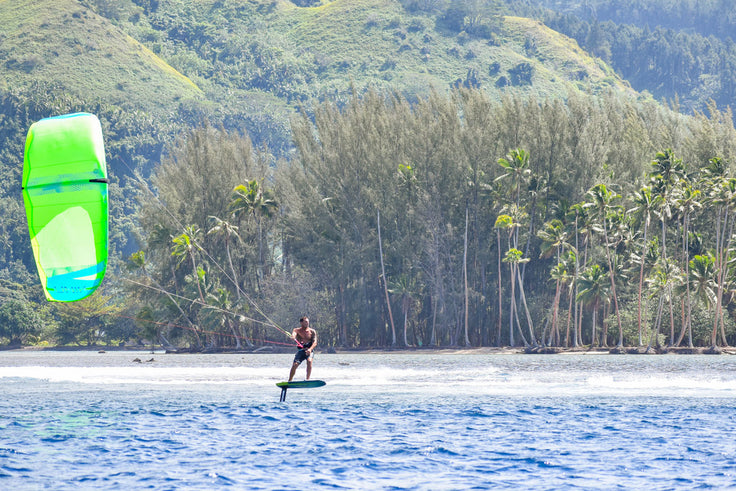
[2,0,736,350]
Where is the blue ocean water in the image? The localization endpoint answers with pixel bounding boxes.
[1,351,736,490]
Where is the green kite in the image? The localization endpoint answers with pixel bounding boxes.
[22,113,109,302]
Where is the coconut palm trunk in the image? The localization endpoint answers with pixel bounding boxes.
[377,209,397,346]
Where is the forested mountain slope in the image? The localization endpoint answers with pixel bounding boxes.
[0,0,640,270]
[0,0,202,114]
[535,0,735,40]
[524,0,736,118]
[0,0,642,189]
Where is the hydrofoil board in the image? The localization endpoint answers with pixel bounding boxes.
[276,380,326,389]
[276,380,325,401]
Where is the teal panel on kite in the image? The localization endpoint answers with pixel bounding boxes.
[22,113,109,302]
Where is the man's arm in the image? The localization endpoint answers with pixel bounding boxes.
[310,330,317,352]
[292,328,303,348]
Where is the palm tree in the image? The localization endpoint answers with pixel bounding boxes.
[703,156,728,180]
[127,250,202,348]
[676,254,717,348]
[203,287,247,349]
[709,176,736,347]
[547,261,567,346]
[674,184,702,345]
[576,264,608,346]
[496,214,516,346]
[646,258,682,352]
[539,219,575,347]
[609,206,636,348]
[497,149,543,280]
[538,219,571,263]
[698,158,727,345]
[496,211,525,346]
[496,148,531,211]
[629,185,661,345]
[208,216,242,298]
[480,178,506,347]
[171,225,205,304]
[495,219,504,347]
[559,251,577,347]
[650,150,686,345]
[576,264,609,347]
[503,247,534,347]
[585,184,624,348]
[231,179,278,286]
[570,202,594,347]
[630,237,662,345]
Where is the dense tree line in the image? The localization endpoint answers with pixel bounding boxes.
[114,88,736,351]
[128,123,282,349]
[4,86,736,350]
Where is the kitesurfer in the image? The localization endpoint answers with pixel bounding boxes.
[288,316,317,381]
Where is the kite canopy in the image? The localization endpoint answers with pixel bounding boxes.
[22,113,109,302]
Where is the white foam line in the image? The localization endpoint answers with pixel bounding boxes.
[0,366,282,385]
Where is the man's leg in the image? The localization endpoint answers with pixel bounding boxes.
[288,361,299,381]
[306,358,312,380]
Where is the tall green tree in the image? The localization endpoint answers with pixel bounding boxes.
[505,247,536,347]
[646,258,681,351]
[126,250,202,347]
[54,291,124,346]
[674,183,702,345]
[709,177,736,347]
[677,254,717,348]
[231,179,278,287]
[577,264,609,346]
[171,225,205,304]
[207,216,242,299]
[629,186,660,345]
[585,184,624,348]
[649,150,686,345]
[0,299,42,346]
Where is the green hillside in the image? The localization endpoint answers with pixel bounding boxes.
[1,0,637,139]
[270,1,632,98]
[115,0,634,107]
[0,0,202,115]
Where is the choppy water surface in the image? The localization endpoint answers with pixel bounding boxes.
[2,350,736,489]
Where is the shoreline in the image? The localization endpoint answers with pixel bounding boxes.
[4,345,736,356]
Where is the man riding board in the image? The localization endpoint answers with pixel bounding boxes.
[288,316,317,381]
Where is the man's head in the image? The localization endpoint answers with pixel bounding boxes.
[299,316,309,327]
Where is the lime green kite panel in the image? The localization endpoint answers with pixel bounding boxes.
[22,113,109,302]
